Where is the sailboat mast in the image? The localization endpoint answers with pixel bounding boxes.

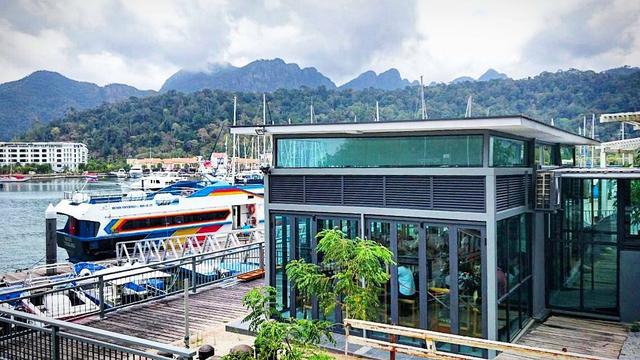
[263,93,267,159]
[420,75,427,119]
[232,95,237,181]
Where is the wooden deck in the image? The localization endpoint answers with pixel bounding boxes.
[73,278,263,345]
[497,315,628,359]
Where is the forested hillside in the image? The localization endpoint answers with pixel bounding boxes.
[20,67,640,160]
[0,71,154,140]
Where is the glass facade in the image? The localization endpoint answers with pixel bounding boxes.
[547,178,618,316]
[535,143,554,166]
[560,145,575,166]
[490,136,527,167]
[496,214,532,342]
[270,213,485,354]
[276,135,483,168]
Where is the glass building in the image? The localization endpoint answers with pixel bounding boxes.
[231,115,640,355]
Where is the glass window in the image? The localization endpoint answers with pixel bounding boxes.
[560,145,575,166]
[490,136,527,167]
[457,228,483,356]
[625,180,640,238]
[276,135,483,168]
[426,226,450,335]
[497,214,532,341]
[535,144,554,166]
[397,224,420,331]
[369,221,391,326]
[295,217,312,319]
[274,215,291,317]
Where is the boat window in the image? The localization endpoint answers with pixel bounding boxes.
[490,136,527,167]
[276,135,483,168]
[118,210,230,232]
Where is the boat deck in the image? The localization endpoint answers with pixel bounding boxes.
[73,278,263,345]
[497,315,628,359]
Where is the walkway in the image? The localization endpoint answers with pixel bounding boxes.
[73,278,263,345]
[498,315,628,359]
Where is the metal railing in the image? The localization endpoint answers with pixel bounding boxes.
[0,241,264,321]
[116,227,264,264]
[0,307,195,360]
[344,319,615,360]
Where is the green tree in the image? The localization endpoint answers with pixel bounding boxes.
[286,229,394,321]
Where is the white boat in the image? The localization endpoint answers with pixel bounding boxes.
[130,172,184,192]
[54,181,264,262]
[116,169,127,179]
[129,166,143,179]
[0,175,30,183]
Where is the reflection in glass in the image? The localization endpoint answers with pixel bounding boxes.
[457,228,482,356]
[277,135,483,168]
[490,136,526,167]
[295,217,312,319]
[274,216,291,317]
[426,226,450,334]
[369,221,391,325]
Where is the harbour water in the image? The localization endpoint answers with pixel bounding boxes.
[0,178,121,273]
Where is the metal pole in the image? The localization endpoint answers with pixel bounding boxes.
[232,96,237,181]
[259,243,265,270]
[45,204,57,276]
[51,325,60,360]
[99,275,105,319]
[191,257,197,293]
[184,278,190,349]
[376,101,380,122]
[263,93,267,157]
[420,75,426,119]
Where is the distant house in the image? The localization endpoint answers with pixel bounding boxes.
[232,115,640,355]
[0,142,88,172]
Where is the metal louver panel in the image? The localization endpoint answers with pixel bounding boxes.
[385,176,431,209]
[304,176,342,205]
[496,175,527,211]
[432,176,485,212]
[343,176,384,207]
[269,174,486,213]
[269,175,304,203]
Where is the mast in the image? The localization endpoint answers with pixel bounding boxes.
[420,75,427,119]
[376,101,380,122]
[262,93,267,159]
[591,113,595,168]
[310,104,314,123]
[465,95,473,118]
[232,96,237,181]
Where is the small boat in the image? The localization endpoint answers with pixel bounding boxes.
[116,169,127,179]
[85,173,99,183]
[130,172,184,192]
[129,166,143,179]
[0,175,30,183]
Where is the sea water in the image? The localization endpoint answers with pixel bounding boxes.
[0,178,122,273]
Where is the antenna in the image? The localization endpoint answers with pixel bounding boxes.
[420,75,427,119]
[376,101,380,122]
[465,95,473,118]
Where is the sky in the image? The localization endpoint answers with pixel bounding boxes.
[0,0,639,90]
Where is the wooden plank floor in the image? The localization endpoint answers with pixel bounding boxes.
[73,278,263,345]
[497,315,628,359]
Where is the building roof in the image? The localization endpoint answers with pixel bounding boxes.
[600,111,640,129]
[599,137,640,152]
[553,167,640,178]
[231,115,598,145]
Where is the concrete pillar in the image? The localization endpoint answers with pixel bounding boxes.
[45,204,57,276]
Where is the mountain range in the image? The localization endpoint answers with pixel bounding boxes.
[0,71,155,140]
[451,69,510,84]
[339,69,416,90]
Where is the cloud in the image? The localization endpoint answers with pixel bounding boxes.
[0,0,419,89]
[0,0,638,89]
[522,0,640,73]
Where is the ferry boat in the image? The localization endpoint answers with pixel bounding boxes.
[54,181,264,262]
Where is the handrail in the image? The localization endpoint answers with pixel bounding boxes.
[0,240,263,297]
[0,307,195,359]
[343,319,615,360]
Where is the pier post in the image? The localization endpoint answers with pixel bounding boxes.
[184,278,190,349]
[45,204,57,276]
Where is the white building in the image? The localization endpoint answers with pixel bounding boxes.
[0,142,88,172]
